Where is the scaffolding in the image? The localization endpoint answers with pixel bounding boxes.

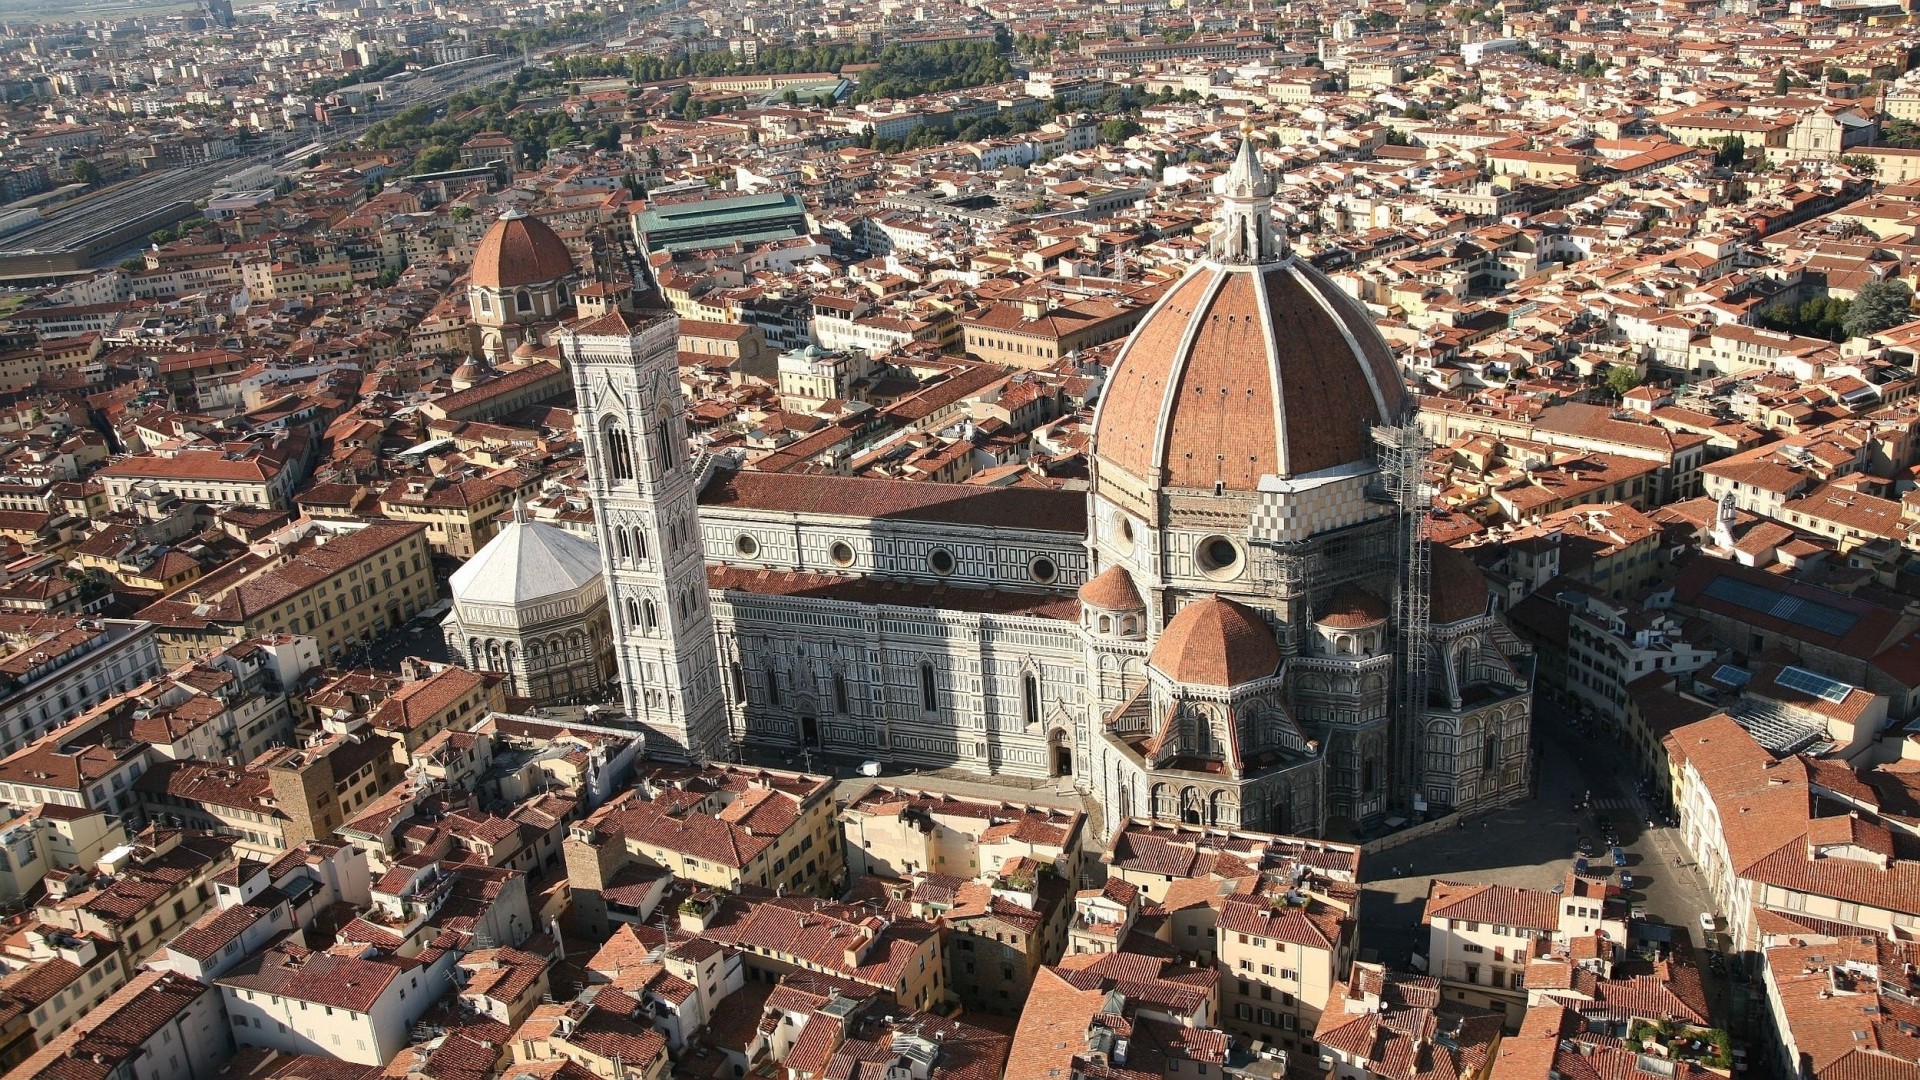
[1375,418,1432,816]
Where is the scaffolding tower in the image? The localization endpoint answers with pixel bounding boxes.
[1375,417,1433,816]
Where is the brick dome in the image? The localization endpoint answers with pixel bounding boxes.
[1430,545,1491,624]
[1149,597,1281,688]
[1079,565,1145,611]
[1316,586,1388,629]
[1092,259,1406,490]
[471,208,574,289]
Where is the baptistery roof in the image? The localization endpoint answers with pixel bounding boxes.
[450,507,604,608]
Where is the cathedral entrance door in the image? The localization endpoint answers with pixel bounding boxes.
[801,716,820,747]
[1054,745,1073,777]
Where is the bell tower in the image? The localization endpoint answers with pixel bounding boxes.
[560,307,728,762]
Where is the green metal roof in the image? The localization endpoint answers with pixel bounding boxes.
[655,225,809,254]
[636,192,806,234]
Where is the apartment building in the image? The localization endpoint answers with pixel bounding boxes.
[0,804,124,903]
[1666,712,1920,951]
[35,828,237,964]
[0,925,127,1054]
[566,763,843,936]
[842,786,1086,884]
[0,970,228,1080]
[680,890,948,1011]
[0,616,160,755]
[1423,873,1625,1025]
[138,520,437,666]
[97,446,298,511]
[1317,963,1504,1080]
[217,941,444,1066]
[139,730,403,858]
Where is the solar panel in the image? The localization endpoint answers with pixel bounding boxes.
[1774,665,1854,705]
[1702,575,1861,638]
[1710,664,1752,688]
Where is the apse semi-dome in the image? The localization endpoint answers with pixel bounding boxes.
[1092,137,1406,491]
[471,208,574,290]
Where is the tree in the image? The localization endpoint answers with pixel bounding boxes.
[1605,365,1642,398]
[71,159,99,185]
[1773,67,1791,95]
[1827,65,1848,83]
[413,144,458,173]
[1843,278,1914,339]
[1099,116,1140,145]
[1841,154,1879,177]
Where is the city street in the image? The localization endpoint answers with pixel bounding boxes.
[1357,704,1722,1010]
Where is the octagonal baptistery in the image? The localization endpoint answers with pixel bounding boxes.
[1087,134,1408,628]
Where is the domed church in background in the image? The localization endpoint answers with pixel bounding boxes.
[482,134,1535,858]
[467,208,578,363]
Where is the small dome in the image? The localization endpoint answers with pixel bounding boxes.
[1317,586,1388,629]
[450,511,604,608]
[471,208,574,290]
[1149,597,1282,688]
[1079,565,1145,611]
[1431,545,1491,624]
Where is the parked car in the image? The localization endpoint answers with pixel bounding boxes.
[1577,837,1596,856]
[1611,846,1627,867]
[1699,912,1717,932]
[1621,871,1634,889]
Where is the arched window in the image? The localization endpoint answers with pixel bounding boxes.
[730,662,745,703]
[769,671,784,706]
[623,597,639,628]
[478,293,493,314]
[1022,672,1039,726]
[642,599,658,632]
[1483,731,1502,773]
[515,289,533,313]
[1194,714,1211,756]
[919,662,938,712]
[602,420,633,481]
[632,527,647,561]
[655,420,677,471]
[1210,790,1227,826]
[833,673,849,714]
[1098,614,1112,634]
[614,529,630,561]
